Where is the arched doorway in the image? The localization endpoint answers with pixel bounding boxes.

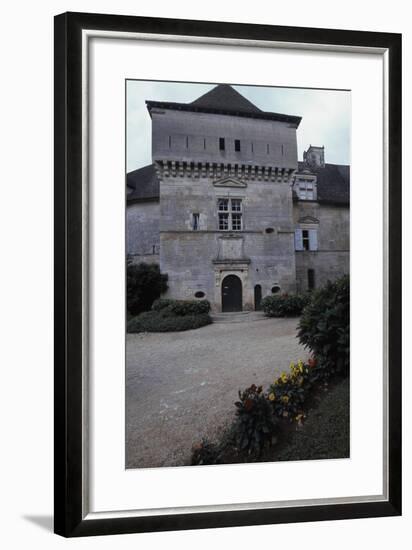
[221,275,242,312]
[254,284,262,311]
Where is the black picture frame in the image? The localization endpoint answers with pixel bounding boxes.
[54,11,402,537]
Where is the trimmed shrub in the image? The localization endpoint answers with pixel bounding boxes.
[298,275,349,376]
[127,261,168,315]
[152,298,211,316]
[261,293,311,317]
[127,311,212,333]
[151,298,175,312]
[233,384,279,455]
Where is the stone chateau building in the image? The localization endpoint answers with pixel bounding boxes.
[127,85,349,312]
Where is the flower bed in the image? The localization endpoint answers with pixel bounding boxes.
[191,276,350,465]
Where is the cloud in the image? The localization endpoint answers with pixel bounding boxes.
[127,81,350,172]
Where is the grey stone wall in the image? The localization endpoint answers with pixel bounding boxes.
[159,173,296,311]
[126,201,160,263]
[293,201,349,291]
[151,109,298,170]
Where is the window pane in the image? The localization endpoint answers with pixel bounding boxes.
[192,213,199,230]
[219,213,229,230]
[232,214,242,231]
[302,229,310,250]
[218,198,228,211]
[231,199,242,212]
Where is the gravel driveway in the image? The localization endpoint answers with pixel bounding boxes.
[126,313,308,469]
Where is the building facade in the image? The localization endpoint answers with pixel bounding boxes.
[127,85,349,312]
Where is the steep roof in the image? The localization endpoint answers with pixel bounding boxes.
[190,84,262,114]
[146,84,302,126]
[297,162,350,205]
[127,163,159,202]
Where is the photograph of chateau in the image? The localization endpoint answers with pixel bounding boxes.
[127,84,349,311]
[126,81,350,469]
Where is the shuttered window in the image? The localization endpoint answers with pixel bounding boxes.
[295,228,318,251]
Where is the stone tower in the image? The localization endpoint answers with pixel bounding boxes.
[146,85,302,312]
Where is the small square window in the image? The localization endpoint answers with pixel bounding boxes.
[235,139,241,152]
[219,213,229,230]
[232,214,242,231]
[219,137,225,151]
[218,198,229,211]
[231,199,242,212]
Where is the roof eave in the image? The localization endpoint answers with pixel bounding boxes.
[146,100,301,126]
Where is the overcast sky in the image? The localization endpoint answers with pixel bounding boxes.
[127,80,350,173]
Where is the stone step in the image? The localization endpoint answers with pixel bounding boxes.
[211,311,268,324]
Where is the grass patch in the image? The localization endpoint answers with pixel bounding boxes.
[267,377,349,461]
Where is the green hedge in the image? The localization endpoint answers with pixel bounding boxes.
[298,275,349,376]
[152,298,211,316]
[127,311,212,333]
[261,293,311,317]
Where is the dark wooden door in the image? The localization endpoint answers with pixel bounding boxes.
[254,284,262,311]
[221,275,242,312]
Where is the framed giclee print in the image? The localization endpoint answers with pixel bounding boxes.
[54,12,402,537]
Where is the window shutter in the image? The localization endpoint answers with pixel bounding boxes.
[309,229,318,251]
[294,229,303,251]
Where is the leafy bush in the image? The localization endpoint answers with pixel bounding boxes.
[233,384,279,455]
[298,275,349,376]
[127,261,168,315]
[127,311,212,333]
[152,298,211,316]
[261,293,311,317]
[267,359,321,421]
[151,298,175,312]
[191,439,221,466]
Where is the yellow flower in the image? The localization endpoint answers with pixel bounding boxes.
[289,361,295,371]
[297,360,304,373]
[268,393,275,401]
[280,372,288,383]
[281,395,289,404]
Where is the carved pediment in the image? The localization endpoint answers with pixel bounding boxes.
[212,177,247,188]
[298,215,319,224]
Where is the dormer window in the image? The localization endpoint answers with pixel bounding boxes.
[295,177,317,201]
[299,181,314,200]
